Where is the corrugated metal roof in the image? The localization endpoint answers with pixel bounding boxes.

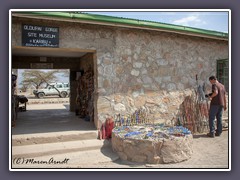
[12,11,228,40]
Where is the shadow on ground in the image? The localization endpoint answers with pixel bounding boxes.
[12,105,95,135]
[192,134,209,138]
[100,139,146,168]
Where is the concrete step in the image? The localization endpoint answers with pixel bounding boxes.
[12,138,110,158]
[12,131,98,146]
[12,139,119,168]
[12,146,119,168]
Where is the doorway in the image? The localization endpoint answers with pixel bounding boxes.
[11,46,97,134]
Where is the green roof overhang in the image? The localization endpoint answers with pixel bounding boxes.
[12,11,228,41]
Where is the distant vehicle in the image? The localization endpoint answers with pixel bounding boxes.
[33,82,70,98]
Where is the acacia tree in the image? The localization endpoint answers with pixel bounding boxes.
[21,70,59,89]
[19,82,29,92]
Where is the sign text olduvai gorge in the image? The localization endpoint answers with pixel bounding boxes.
[22,24,59,48]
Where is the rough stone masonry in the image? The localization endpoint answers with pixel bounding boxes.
[112,130,193,164]
[12,20,228,127]
[94,27,228,125]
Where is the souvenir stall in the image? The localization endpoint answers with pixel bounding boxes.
[75,67,94,121]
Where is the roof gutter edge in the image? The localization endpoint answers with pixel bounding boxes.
[12,11,228,40]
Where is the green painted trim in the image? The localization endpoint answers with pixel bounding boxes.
[216,59,229,92]
[13,11,228,39]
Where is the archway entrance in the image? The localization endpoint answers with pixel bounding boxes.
[12,46,98,134]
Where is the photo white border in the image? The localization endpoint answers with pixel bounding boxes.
[9,9,231,172]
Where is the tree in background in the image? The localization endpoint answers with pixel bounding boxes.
[19,81,29,92]
[21,70,59,90]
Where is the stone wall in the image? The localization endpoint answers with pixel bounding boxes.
[112,131,193,164]
[12,18,229,127]
[96,28,228,125]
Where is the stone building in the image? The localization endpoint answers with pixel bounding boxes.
[11,12,229,129]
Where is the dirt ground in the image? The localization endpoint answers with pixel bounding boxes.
[12,101,229,170]
[12,131,229,170]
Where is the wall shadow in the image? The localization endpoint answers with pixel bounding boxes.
[12,107,95,135]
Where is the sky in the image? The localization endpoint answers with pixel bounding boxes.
[82,11,229,33]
